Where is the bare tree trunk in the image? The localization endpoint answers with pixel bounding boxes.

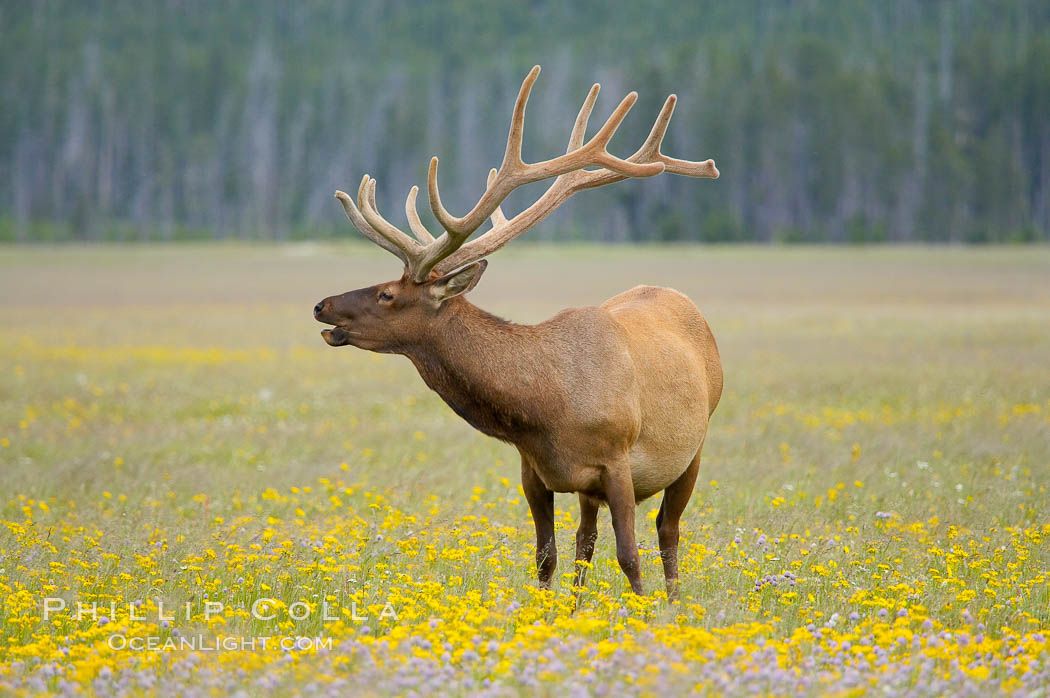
[242,40,280,239]
[1038,132,1050,238]
[13,129,33,243]
[938,1,953,108]
[895,66,929,241]
[97,85,116,229]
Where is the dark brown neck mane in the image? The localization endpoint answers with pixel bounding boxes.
[400,298,545,443]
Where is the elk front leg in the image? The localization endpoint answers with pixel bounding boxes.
[602,460,644,595]
[655,445,702,602]
[521,456,556,589]
[573,494,600,589]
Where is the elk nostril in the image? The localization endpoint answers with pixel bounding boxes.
[313,301,325,317]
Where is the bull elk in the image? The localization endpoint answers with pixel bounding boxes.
[314,66,722,600]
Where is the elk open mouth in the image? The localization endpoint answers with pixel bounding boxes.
[320,327,353,347]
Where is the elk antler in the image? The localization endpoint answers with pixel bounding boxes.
[335,65,718,282]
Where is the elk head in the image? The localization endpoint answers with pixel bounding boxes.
[313,261,487,352]
[314,65,718,348]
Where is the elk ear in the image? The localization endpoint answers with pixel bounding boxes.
[429,260,488,303]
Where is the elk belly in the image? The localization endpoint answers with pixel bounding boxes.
[628,443,699,502]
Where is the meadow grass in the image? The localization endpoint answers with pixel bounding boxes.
[1,244,1048,695]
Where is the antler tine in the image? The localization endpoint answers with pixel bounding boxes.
[405,186,435,243]
[631,95,719,178]
[501,65,541,172]
[588,92,641,152]
[356,176,424,259]
[486,169,508,227]
[425,157,456,237]
[567,84,600,153]
[426,66,541,238]
[635,94,676,160]
[335,183,411,264]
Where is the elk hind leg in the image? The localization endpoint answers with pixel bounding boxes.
[603,458,644,595]
[656,445,702,602]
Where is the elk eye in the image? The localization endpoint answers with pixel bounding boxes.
[378,291,394,302]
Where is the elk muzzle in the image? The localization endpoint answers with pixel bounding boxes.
[313,297,353,346]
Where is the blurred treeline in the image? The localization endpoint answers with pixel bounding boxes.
[2,0,1048,243]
